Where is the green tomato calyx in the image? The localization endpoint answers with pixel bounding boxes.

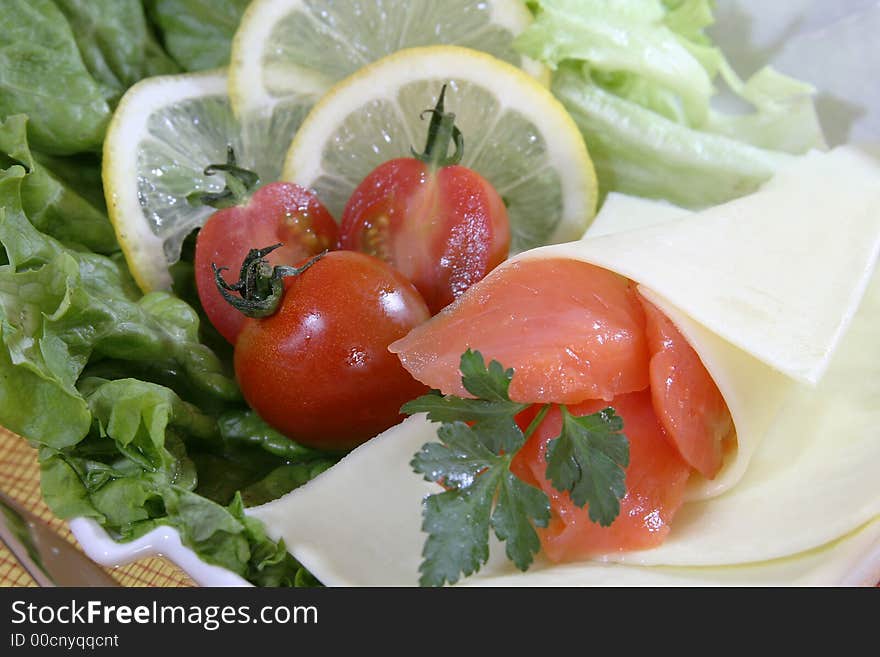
[213,244,325,317]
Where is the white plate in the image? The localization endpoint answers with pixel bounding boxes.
[71,1,880,587]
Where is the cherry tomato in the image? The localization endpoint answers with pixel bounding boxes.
[194,149,337,343]
[232,250,431,452]
[338,85,510,314]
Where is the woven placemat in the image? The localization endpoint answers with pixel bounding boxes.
[0,426,194,587]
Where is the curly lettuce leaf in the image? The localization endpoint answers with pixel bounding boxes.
[0,115,118,254]
[516,0,714,125]
[0,0,322,587]
[38,378,319,585]
[0,166,239,448]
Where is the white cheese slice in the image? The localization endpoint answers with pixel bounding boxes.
[583,192,689,238]
[249,414,439,586]
[584,194,794,500]
[247,147,880,585]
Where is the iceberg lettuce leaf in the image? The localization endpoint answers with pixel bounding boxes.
[517,0,826,208]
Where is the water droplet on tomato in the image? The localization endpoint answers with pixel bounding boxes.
[346,348,368,368]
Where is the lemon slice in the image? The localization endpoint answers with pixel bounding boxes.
[227,0,547,182]
[283,46,597,252]
[229,0,546,119]
[103,70,289,292]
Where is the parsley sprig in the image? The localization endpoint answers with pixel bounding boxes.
[402,349,630,586]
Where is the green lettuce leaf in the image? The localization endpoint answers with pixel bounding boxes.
[0,0,323,587]
[516,0,826,208]
[37,378,320,585]
[0,0,111,154]
[145,0,250,71]
[189,408,338,509]
[516,0,714,125]
[0,115,118,254]
[0,165,239,447]
[52,0,180,107]
[552,64,792,207]
[706,65,826,154]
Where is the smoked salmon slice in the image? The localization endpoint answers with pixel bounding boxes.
[510,391,692,560]
[640,296,733,479]
[392,256,734,557]
[390,258,650,404]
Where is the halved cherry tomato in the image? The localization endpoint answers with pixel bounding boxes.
[194,148,338,343]
[228,249,431,452]
[338,85,510,314]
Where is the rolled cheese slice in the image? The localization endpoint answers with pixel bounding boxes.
[248,146,880,585]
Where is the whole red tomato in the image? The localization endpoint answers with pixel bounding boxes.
[338,85,510,314]
[230,249,431,451]
[194,147,337,343]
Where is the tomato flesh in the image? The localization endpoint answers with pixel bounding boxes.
[194,182,338,343]
[339,158,510,314]
[233,250,431,452]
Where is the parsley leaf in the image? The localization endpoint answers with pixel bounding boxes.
[401,390,524,425]
[401,349,526,424]
[411,420,550,586]
[417,451,498,587]
[544,406,629,527]
[492,473,551,570]
[408,351,550,586]
[413,421,497,489]
[459,349,514,400]
[405,349,629,585]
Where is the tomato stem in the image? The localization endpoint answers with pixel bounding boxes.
[196,145,260,209]
[214,245,325,317]
[411,84,464,169]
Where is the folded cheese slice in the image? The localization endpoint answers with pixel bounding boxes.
[248,146,880,585]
